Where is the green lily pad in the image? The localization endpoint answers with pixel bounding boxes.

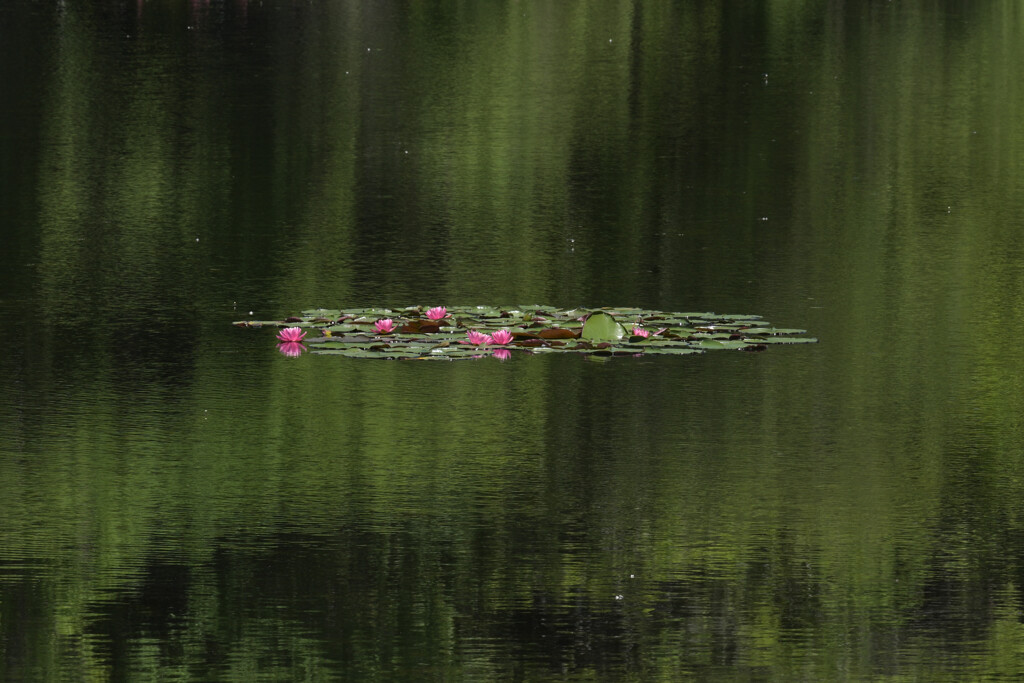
[581,311,626,341]
[237,305,816,360]
[640,347,705,356]
[742,327,808,335]
[752,336,819,344]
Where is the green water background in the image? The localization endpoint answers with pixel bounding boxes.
[3,1,1024,680]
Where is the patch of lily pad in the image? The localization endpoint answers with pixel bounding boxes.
[235,305,817,360]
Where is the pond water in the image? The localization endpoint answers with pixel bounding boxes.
[4,1,1024,680]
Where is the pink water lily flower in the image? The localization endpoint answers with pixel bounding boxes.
[277,326,307,342]
[632,327,650,338]
[490,328,514,345]
[374,318,395,334]
[466,329,493,345]
[277,341,307,357]
[425,306,448,320]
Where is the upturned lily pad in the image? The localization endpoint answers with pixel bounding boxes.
[235,305,816,360]
[581,311,626,342]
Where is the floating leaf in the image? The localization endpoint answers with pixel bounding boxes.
[581,311,626,342]
[641,347,705,356]
[752,336,819,344]
[742,327,808,335]
[235,305,816,361]
[538,328,577,340]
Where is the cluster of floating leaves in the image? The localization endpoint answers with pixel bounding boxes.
[234,305,817,360]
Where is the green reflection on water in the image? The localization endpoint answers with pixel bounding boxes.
[5,0,1024,680]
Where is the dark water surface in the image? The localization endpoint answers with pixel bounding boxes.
[4,1,1024,680]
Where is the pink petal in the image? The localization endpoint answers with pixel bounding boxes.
[491,329,513,345]
[276,326,307,342]
[466,330,492,345]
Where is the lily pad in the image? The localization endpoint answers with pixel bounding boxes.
[538,328,577,340]
[235,305,817,360]
[581,311,626,341]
